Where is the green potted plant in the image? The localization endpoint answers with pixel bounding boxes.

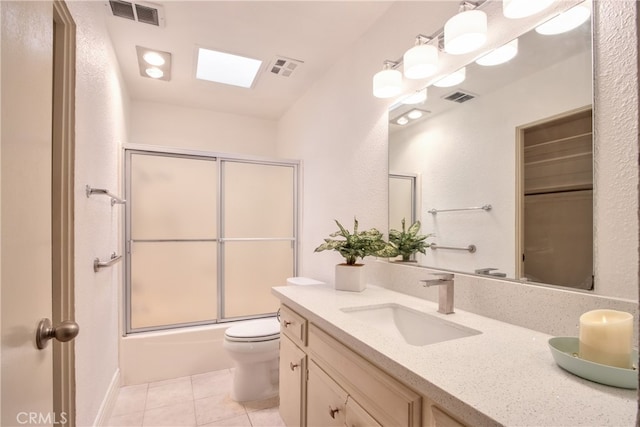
[388,218,433,262]
[314,218,394,291]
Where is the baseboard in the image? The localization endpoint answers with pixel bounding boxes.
[93,368,121,426]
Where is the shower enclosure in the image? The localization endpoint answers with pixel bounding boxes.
[124,147,298,333]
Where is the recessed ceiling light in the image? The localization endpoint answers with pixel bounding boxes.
[397,117,409,125]
[136,46,171,81]
[407,109,423,119]
[196,47,263,88]
[145,67,164,79]
[143,51,165,66]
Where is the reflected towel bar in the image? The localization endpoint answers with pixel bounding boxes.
[428,204,491,214]
[86,185,126,206]
[430,243,476,253]
[94,252,122,272]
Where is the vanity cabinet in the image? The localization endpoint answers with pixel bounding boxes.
[279,304,431,427]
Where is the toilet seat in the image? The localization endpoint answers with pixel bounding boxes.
[224,318,280,343]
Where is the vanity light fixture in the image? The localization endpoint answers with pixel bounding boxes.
[433,67,466,88]
[475,38,519,66]
[444,1,487,55]
[373,60,403,98]
[503,0,555,19]
[403,35,439,79]
[136,46,172,81]
[535,2,591,35]
[401,88,428,105]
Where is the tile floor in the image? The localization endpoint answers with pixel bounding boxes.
[107,368,285,427]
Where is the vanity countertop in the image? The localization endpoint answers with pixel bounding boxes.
[272,284,637,427]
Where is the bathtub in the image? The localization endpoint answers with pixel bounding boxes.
[119,323,236,385]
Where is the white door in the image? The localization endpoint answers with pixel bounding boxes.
[1,2,76,425]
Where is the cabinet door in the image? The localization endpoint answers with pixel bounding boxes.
[345,398,382,427]
[307,361,347,427]
[280,335,306,427]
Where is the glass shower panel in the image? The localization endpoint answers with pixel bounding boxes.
[223,161,294,238]
[223,240,293,318]
[130,241,217,329]
[131,154,217,240]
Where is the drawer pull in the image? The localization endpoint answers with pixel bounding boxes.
[289,362,299,371]
[328,406,340,419]
[283,320,292,327]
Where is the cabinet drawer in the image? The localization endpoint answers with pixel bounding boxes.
[345,397,382,427]
[308,324,421,427]
[280,305,307,347]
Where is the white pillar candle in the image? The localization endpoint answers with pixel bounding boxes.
[578,309,633,368]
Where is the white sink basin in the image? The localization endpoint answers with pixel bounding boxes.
[341,303,481,346]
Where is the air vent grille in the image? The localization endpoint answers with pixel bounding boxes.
[109,0,135,20]
[108,1,165,27]
[269,56,304,77]
[443,90,476,103]
[135,4,159,25]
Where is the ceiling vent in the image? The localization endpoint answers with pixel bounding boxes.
[268,56,304,77]
[108,1,166,27]
[443,90,476,104]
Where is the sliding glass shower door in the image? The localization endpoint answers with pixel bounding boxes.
[125,150,297,333]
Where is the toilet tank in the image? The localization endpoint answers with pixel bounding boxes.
[286,277,324,286]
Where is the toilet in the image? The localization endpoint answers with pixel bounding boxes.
[223,277,324,402]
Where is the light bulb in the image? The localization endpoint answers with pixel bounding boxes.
[444,9,487,55]
[503,0,555,19]
[433,67,466,88]
[476,38,519,66]
[143,51,165,66]
[145,67,164,79]
[407,110,423,119]
[535,3,591,35]
[404,43,438,79]
[373,67,402,98]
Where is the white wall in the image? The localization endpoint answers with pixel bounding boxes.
[279,1,638,306]
[389,51,592,279]
[129,101,278,157]
[66,3,129,426]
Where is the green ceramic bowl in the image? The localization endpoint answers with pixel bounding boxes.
[548,337,638,389]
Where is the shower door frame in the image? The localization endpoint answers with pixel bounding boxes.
[123,144,300,335]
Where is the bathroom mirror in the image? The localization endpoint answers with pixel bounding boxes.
[388,6,593,289]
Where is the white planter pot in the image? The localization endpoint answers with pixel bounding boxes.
[334,263,366,292]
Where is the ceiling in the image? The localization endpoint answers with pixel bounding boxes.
[103,1,402,121]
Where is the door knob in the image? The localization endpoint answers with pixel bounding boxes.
[36,318,79,349]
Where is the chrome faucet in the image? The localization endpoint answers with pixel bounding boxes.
[420,273,454,314]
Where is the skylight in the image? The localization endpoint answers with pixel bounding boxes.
[196,48,262,88]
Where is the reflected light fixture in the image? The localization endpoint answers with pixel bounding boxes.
[403,35,439,79]
[401,88,428,105]
[397,117,410,125]
[433,67,466,87]
[444,1,487,55]
[476,38,519,66]
[373,60,403,98]
[503,0,555,19]
[535,2,591,35]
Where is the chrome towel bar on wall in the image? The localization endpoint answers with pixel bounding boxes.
[430,243,477,253]
[86,185,126,206]
[428,204,491,214]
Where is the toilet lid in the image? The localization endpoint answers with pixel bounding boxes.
[224,318,280,342]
